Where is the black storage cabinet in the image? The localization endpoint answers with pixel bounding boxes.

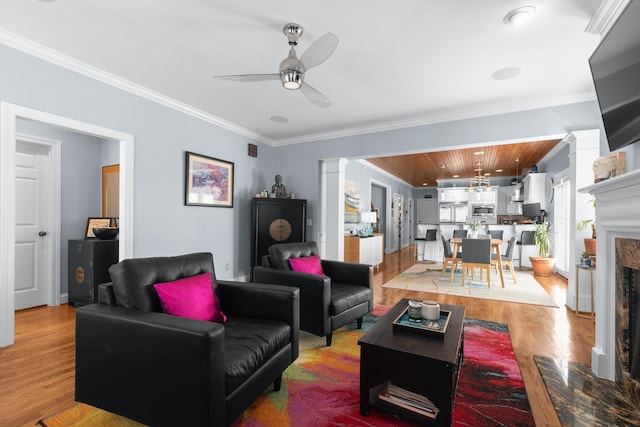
[68,239,119,306]
[251,198,307,275]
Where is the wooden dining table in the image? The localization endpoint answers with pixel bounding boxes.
[449,237,505,287]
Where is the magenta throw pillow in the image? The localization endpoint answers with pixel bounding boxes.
[153,273,226,323]
[289,255,325,276]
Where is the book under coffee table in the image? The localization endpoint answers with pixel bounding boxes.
[358,300,465,426]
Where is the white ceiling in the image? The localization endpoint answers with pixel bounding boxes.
[0,0,604,145]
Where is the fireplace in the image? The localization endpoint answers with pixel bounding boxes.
[616,238,640,410]
[582,168,640,410]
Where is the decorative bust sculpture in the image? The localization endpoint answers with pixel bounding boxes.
[271,175,288,198]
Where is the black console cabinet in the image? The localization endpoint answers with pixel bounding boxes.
[68,239,119,306]
[251,198,307,273]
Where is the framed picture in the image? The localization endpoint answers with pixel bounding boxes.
[185,151,234,208]
[85,217,112,239]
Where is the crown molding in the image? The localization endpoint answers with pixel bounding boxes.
[356,159,414,188]
[269,93,597,146]
[0,29,271,145]
[585,0,631,35]
[0,28,599,149]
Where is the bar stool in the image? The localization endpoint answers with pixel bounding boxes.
[517,230,536,268]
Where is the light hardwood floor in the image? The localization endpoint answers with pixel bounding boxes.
[0,246,593,426]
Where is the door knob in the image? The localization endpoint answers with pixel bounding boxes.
[38,231,47,237]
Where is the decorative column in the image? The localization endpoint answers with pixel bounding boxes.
[566,130,599,311]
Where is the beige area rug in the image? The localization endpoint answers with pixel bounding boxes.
[383,263,559,307]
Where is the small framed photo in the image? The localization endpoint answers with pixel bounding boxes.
[185,151,234,208]
[85,217,112,239]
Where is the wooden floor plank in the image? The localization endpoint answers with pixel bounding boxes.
[0,246,593,426]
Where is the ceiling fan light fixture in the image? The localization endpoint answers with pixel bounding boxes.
[280,70,303,90]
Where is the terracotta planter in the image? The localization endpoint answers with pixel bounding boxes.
[584,238,596,256]
[529,256,555,277]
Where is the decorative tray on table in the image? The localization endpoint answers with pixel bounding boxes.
[392,307,451,336]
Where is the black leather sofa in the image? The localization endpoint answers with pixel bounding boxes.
[75,252,299,427]
[253,242,373,346]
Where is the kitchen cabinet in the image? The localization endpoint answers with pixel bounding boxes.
[523,173,547,210]
[439,188,468,203]
[416,198,438,224]
[344,234,384,267]
[468,189,496,205]
[497,186,510,215]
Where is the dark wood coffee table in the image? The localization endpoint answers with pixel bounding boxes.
[358,300,465,426]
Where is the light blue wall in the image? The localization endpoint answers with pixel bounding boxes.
[344,160,413,251]
[272,100,616,242]
[1,43,276,280]
[4,41,640,287]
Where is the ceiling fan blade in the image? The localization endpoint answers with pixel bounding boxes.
[215,73,279,82]
[300,82,331,108]
[299,33,339,70]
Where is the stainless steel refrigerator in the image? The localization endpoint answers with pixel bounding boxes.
[439,203,469,223]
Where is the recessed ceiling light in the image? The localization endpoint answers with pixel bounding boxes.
[422,182,428,186]
[270,116,289,123]
[453,174,459,178]
[491,66,522,80]
[495,169,503,173]
[473,151,484,155]
[504,6,536,26]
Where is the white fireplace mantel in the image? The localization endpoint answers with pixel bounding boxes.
[580,168,640,380]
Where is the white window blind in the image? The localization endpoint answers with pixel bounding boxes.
[553,179,570,277]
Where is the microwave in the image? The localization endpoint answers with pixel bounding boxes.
[471,204,495,217]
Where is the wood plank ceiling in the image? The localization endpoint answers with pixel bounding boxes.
[366,139,563,187]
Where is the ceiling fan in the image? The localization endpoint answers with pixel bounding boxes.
[215,23,339,108]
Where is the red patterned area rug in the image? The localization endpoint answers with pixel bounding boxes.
[40,308,533,427]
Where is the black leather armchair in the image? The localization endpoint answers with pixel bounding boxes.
[253,242,373,346]
[75,252,299,427]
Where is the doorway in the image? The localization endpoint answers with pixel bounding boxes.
[0,102,134,347]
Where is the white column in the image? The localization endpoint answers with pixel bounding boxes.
[567,130,600,311]
[320,158,346,261]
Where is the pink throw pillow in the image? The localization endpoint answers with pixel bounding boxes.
[153,273,226,323]
[289,255,325,276]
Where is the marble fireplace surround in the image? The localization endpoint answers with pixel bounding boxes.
[582,168,640,405]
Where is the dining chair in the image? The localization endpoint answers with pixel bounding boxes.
[441,235,460,275]
[492,236,518,283]
[488,229,504,240]
[461,238,492,287]
[453,229,468,239]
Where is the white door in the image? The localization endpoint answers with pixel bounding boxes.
[14,141,51,310]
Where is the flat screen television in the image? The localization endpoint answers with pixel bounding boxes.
[522,203,541,220]
[589,0,640,152]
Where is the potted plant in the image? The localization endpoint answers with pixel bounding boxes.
[530,219,555,277]
[579,251,592,267]
[576,199,596,255]
[466,219,485,238]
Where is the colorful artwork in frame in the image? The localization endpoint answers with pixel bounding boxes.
[185,151,234,208]
[344,179,360,223]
